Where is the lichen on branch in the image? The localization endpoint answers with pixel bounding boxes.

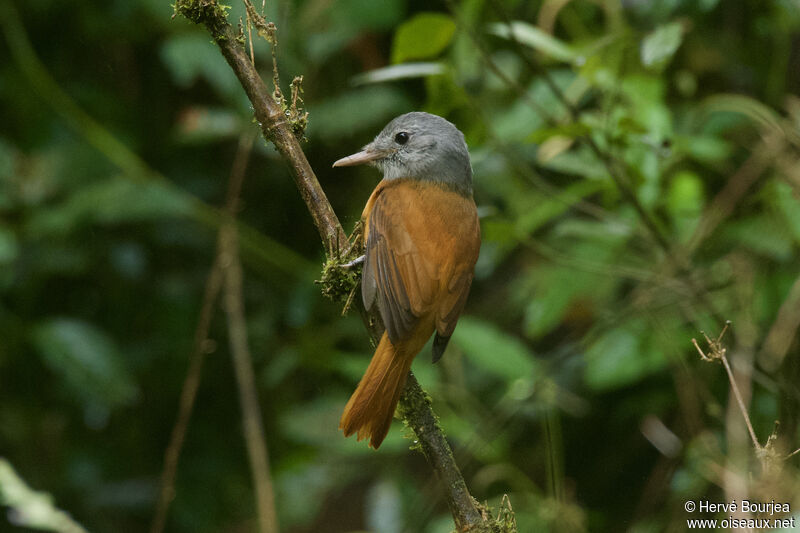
[173,0,231,39]
[317,221,364,313]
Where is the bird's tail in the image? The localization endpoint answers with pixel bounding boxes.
[339,332,416,449]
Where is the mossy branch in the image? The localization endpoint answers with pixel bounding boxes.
[173,1,503,531]
[174,0,341,254]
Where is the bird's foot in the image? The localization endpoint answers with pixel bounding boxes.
[340,255,365,269]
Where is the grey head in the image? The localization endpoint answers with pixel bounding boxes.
[333,112,473,196]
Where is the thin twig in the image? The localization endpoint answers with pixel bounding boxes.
[757,271,800,371]
[247,15,255,65]
[150,131,258,533]
[685,140,778,256]
[221,219,279,533]
[243,0,283,104]
[149,255,224,533]
[694,324,800,471]
[693,324,762,453]
[219,131,279,533]
[486,0,579,121]
[175,0,347,255]
[718,353,762,453]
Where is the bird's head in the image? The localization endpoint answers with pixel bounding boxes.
[333,112,473,196]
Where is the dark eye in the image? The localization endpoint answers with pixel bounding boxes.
[394,132,409,145]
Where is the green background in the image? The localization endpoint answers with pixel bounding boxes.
[1,0,799,531]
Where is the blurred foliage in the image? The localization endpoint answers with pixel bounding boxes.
[2,0,800,532]
[0,458,88,533]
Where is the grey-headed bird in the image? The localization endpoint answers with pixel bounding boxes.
[333,112,481,448]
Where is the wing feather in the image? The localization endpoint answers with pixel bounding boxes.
[361,180,480,349]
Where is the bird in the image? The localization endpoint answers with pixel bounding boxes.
[332,112,481,449]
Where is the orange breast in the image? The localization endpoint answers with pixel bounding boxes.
[361,178,480,340]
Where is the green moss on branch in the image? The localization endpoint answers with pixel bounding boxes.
[318,257,361,304]
[173,0,231,39]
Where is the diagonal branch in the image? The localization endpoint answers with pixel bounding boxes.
[175,1,346,257]
[173,1,493,531]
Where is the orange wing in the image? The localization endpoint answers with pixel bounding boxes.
[362,179,480,358]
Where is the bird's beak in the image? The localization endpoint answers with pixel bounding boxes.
[332,146,392,168]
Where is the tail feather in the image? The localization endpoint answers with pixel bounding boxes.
[339,333,414,449]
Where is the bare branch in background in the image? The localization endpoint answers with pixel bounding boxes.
[693,322,798,470]
[151,131,272,533]
[222,216,279,533]
[149,254,224,533]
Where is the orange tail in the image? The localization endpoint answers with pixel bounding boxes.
[339,332,417,449]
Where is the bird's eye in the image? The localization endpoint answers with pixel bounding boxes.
[394,132,409,145]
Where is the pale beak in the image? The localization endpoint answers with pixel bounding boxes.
[332,147,392,167]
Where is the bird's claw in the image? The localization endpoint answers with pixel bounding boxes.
[340,255,365,269]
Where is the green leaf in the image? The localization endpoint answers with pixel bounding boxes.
[524,273,577,339]
[488,21,577,63]
[515,180,605,237]
[0,138,14,182]
[31,319,139,409]
[425,71,469,117]
[351,62,446,86]
[26,177,192,237]
[528,123,591,144]
[0,224,19,264]
[309,0,405,61]
[392,13,456,64]
[641,22,684,68]
[493,72,575,142]
[666,170,704,241]
[578,32,633,89]
[280,397,407,454]
[675,135,733,164]
[174,106,243,144]
[333,0,404,32]
[540,145,608,180]
[584,318,668,390]
[666,171,704,215]
[523,231,626,339]
[702,94,784,135]
[160,34,241,102]
[307,86,412,141]
[452,316,537,381]
[620,75,671,137]
[771,181,800,243]
[724,214,794,261]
